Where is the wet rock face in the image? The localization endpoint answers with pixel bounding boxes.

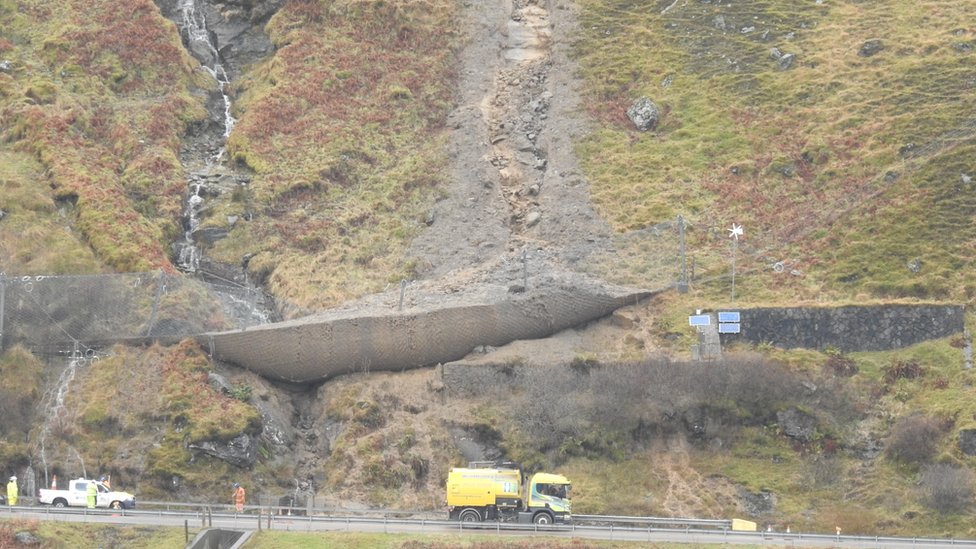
[189,433,258,468]
[152,0,280,77]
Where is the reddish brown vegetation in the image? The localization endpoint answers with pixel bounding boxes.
[882,359,924,385]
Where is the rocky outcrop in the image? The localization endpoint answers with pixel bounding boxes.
[152,0,280,76]
[189,433,258,468]
[777,408,817,442]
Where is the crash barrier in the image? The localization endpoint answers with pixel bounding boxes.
[5,505,976,546]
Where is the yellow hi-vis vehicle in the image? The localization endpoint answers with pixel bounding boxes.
[446,461,571,524]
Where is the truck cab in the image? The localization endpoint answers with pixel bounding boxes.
[521,472,571,524]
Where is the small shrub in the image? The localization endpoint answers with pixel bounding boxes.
[569,354,601,375]
[229,385,252,402]
[885,414,942,464]
[823,353,858,377]
[882,359,924,385]
[352,400,385,429]
[918,463,974,513]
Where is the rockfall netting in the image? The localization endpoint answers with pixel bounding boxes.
[2,244,672,383]
[202,275,653,383]
[0,272,274,355]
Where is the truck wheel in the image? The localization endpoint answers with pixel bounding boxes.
[533,512,553,525]
[110,501,122,510]
[53,499,68,508]
[458,508,481,522]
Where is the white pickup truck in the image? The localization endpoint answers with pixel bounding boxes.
[38,478,136,510]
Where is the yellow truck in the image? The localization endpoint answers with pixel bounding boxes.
[446,461,571,525]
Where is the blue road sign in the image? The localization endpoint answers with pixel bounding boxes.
[718,311,740,323]
[689,314,711,327]
[718,323,741,334]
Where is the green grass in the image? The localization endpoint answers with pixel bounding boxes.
[1,519,192,549]
[246,531,686,548]
[210,0,459,310]
[1,0,204,274]
[573,0,976,303]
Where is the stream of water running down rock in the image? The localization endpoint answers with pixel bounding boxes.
[34,349,94,488]
[174,0,237,274]
[162,0,279,326]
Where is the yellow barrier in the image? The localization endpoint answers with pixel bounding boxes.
[731,518,757,532]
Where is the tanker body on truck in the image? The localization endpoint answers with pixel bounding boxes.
[446,461,570,525]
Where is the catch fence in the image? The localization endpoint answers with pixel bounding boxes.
[0,271,277,356]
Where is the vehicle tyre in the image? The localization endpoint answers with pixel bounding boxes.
[533,512,553,525]
[458,508,481,522]
[53,499,68,508]
[110,501,122,510]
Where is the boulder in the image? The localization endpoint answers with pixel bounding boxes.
[14,531,40,546]
[777,53,795,70]
[626,97,660,131]
[207,372,233,394]
[858,39,884,57]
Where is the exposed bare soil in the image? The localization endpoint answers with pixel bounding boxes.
[408,0,614,278]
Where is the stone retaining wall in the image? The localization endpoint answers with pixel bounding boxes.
[722,304,965,352]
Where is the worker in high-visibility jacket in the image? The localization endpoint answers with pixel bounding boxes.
[6,476,17,506]
[86,480,97,508]
[233,483,246,513]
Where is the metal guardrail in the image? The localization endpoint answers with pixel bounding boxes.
[5,504,976,547]
[573,514,731,529]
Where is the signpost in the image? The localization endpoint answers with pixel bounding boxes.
[728,223,743,303]
[718,311,741,334]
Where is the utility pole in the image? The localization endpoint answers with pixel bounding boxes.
[677,215,688,293]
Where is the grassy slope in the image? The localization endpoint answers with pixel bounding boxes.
[215,0,458,310]
[0,0,204,273]
[570,0,976,534]
[2,0,976,539]
[574,0,976,304]
[1,519,190,548]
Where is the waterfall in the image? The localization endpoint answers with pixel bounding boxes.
[166,0,279,327]
[178,0,236,138]
[174,0,236,273]
[35,347,96,485]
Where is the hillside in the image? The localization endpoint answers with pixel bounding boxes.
[1,0,975,538]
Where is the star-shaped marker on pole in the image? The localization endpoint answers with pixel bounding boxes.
[728,223,743,240]
[728,223,743,303]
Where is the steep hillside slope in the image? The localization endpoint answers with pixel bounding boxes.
[2,0,976,538]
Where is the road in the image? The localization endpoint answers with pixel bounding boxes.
[3,505,975,548]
